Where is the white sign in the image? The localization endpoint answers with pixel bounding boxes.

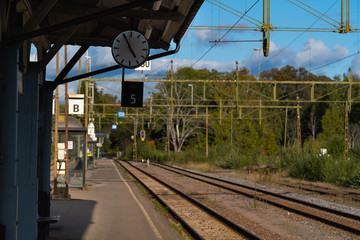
[135,60,151,71]
[58,149,65,160]
[58,143,65,150]
[69,94,84,114]
[68,141,73,150]
[112,124,117,130]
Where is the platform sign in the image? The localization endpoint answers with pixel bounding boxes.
[135,60,151,71]
[69,94,84,114]
[121,81,144,108]
[112,124,117,130]
[118,111,125,118]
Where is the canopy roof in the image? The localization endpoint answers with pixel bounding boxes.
[15,0,204,50]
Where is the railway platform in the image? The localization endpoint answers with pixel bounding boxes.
[47,158,182,240]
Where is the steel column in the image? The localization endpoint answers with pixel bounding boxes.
[0,44,19,240]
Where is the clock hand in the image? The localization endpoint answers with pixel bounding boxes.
[123,34,137,58]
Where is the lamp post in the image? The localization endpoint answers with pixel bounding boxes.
[253,48,261,80]
[188,84,193,105]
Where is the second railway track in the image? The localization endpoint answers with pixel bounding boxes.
[151,162,360,236]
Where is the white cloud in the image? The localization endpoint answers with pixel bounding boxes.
[294,39,349,68]
[241,39,349,75]
[351,53,360,75]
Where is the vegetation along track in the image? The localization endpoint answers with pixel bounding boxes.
[117,160,262,240]
[152,162,360,236]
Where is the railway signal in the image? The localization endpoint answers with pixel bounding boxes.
[140,130,145,141]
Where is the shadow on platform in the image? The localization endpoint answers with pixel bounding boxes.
[47,199,96,240]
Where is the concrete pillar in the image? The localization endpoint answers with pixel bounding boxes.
[0,45,19,240]
[17,63,40,239]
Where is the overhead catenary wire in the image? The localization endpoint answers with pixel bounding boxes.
[252,0,339,74]
[191,0,260,68]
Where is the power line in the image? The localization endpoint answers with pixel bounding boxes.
[310,51,360,72]
[191,0,260,68]
[253,0,339,73]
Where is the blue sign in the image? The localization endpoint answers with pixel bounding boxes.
[118,111,125,118]
[112,124,117,130]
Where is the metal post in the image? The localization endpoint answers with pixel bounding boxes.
[297,96,302,148]
[341,0,344,27]
[230,109,233,146]
[203,81,206,101]
[284,108,288,147]
[253,48,261,80]
[311,84,315,102]
[78,46,81,94]
[236,61,239,108]
[273,83,277,101]
[206,107,209,157]
[346,0,349,28]
[170,60,174,119]
[188,84,193,105]
[53,52,59,195]
[220,98,222,124]
[259,99,262,125]
[133,118,137,161]
[345,101,349,159]
[64,46,70,196]
[167,118,171,161]
[84,58,89,170]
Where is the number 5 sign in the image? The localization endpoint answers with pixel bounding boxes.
[121,81,144,108]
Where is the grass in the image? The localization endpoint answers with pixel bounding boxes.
[119,140,360,188]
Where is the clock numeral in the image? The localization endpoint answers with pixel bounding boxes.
[142,41,146,44]
[141,55,145,59]
[129,60,131,66]
[142,48,148,51]
[136,60,139,65]
[137,34,140,38]
[115,54,119,57]
[121,59,124,64]
[114,47,119,49]
[116,39,120,42]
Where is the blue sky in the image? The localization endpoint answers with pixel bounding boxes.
[40,0,360,98]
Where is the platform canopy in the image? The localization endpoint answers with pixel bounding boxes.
[12,0,204,51]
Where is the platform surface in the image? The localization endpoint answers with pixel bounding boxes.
[48,158,182,240]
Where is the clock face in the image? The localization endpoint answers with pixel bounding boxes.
[112,30,150,69]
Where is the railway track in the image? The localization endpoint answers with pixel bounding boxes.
[117,160,263,240]
[278,180,360,202]
[150,162,360,236]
